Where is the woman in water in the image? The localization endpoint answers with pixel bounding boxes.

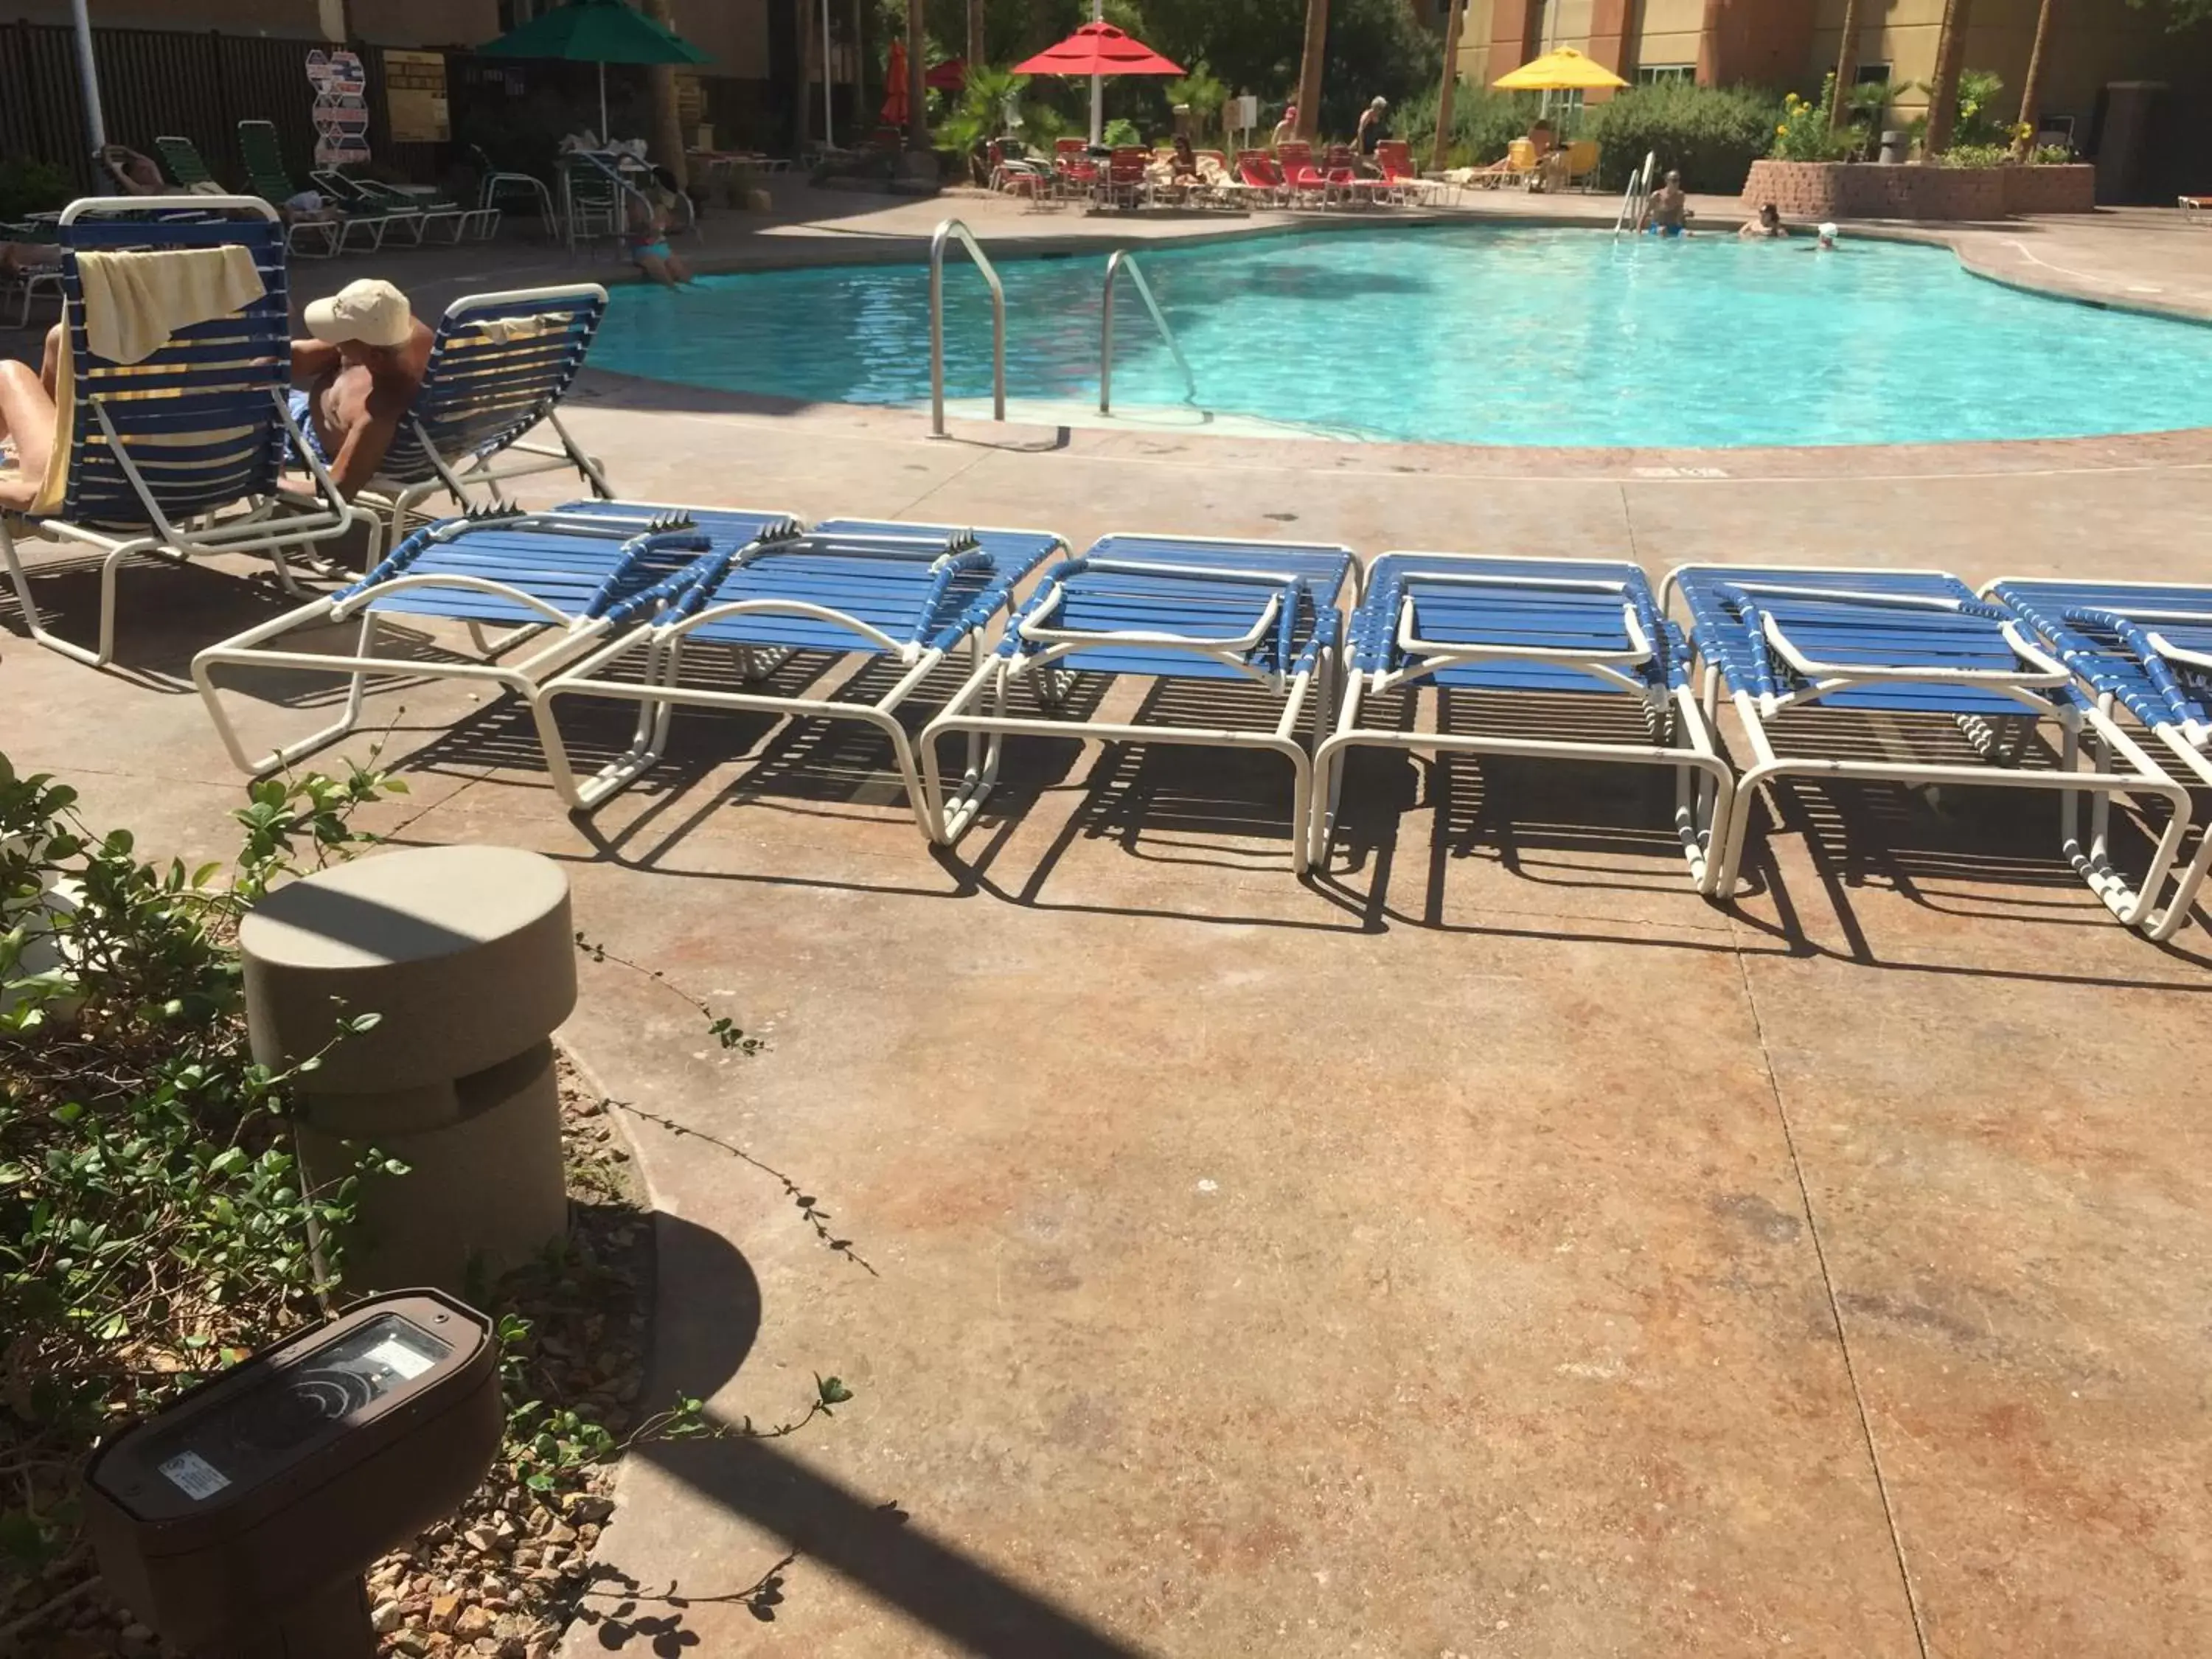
[1738,202,1787,238]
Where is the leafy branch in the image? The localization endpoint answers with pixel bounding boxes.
[573,931,761,1053]
[607,1099,878,1277]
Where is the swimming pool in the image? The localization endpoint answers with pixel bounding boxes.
[592,225,2212,448]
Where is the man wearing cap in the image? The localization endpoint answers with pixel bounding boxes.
[290,277,433,499]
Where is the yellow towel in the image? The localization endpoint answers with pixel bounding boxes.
[470,313,570,344]
[75,246,266,366]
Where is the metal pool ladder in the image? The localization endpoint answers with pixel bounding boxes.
[1099,249,1197,415]
[929,218,1006,437]
[1613,150,1657,237]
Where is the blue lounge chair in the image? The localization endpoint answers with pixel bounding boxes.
[1312,553,1733,891]
[1,196,361,668]
[919,534,1357,870]
[1986,575,2212,939]
[192,501,797,776]
[1666,563,2194,932]
[349,284,613,540]
[538,518,1066,827]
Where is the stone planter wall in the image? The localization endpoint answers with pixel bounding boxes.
[1740,159,2095,221]
[2001,164,2096,215]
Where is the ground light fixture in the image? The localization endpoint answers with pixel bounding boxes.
[83,1289,501,1658]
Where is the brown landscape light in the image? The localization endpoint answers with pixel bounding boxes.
[83,1289,501,1658]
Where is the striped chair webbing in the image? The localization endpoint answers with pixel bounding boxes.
[376,291,608,485]
[52,213,291,530]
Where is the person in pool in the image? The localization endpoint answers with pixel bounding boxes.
[1739,202,1787,238]
[1643,170,1689,235]
[626,167,694,287]
[1815,220,1839,250]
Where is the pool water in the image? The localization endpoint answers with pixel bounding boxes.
[593,225,2212,448]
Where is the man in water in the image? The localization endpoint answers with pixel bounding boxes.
[1644,170,1688,235]
[288,277,433,499]
[1816,220,1839,250]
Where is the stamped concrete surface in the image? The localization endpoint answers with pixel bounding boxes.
[4,200,2212,1658]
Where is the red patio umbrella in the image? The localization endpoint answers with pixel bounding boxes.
[882,38,910,129]
[1013,18,1183,146]
[926,57,967,91]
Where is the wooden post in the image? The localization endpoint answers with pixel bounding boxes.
[967,0,984,74]
[1295,0,1329,139]
[1430,0,1464,172]
[638,0,689,188]
[907,0,928,151]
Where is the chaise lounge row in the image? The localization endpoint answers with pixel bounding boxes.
[190,503,2212,942]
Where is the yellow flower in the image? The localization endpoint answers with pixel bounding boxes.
[1777,123,1789,136]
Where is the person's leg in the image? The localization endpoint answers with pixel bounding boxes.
[40,324,62,397]
[666,253,693,284]
[634,253,678,288]
[0,359,58,509]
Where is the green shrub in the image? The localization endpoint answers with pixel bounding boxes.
[1582,81,1783,192]
[1951,68,2009,147]
[1397,82,1540,168]
[0,156,74,223]
[1101,116,1144,148]
[1938,142,2013,168]
[1770,80,1850,161]
[1,756,407,1575]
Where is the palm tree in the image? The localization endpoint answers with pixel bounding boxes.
[1295,0,1329,139]
[968,0,984,74]
[1827,0,1861,131]
[1432,0,1466,170]
[1923,0,1974,154]
[2014,0,2056,156]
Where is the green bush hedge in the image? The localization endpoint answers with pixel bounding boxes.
[1396,85,1543,170]
[1582,83,1783,194]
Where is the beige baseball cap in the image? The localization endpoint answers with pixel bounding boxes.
[303,278,412,347]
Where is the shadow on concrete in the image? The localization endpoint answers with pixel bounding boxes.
[575,1208,1149,1656]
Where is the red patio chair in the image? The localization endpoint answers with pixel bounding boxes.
[987,139,1047,198]
[1325,142,1389,208]
[1053,136,1099,203]
[1103,146,1151,210]
[1237,152,1289,205]
[1374,139,1431,205]
[1276,141,1333,207]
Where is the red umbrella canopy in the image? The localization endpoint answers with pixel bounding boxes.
[925,56,967,91]
[1013,21,1183,77]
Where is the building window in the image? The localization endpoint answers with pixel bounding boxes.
[1638,65,1696,86]
[1854,62,1892,83]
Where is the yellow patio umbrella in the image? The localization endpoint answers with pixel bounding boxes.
[1492,47,1629,91]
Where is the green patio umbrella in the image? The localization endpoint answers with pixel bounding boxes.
[478,0,712,146]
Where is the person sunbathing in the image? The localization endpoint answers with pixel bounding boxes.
[288,277,433,498]
[0,324,63,511]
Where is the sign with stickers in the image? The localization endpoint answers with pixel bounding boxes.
[306,48,373,168]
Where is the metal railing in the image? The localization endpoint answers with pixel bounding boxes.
[1099,249,1197,416]
[928,218,1006,437]
[1613,149,1657,236]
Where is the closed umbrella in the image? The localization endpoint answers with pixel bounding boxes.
[1014,15,1183,145]
[479,0,712,146]
[883,38,911,130]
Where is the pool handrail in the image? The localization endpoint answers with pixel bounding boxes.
[1613,150,1655,236]
[929,217,1006,437]
[1100,248,1197,415]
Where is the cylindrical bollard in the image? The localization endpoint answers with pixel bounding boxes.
[238,845,577,1295]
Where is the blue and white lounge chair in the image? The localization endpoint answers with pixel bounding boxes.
[1666,563,2195,933]
[537,518,1065,827]
[1311,553,1733,891]
[192,501,797,777]
[1,197,361,668]
[1986,575,2212,939]
[919,534,1357,870]
[344,285,613,540]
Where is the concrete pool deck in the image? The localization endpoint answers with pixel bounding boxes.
[4,189,2212,1658]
